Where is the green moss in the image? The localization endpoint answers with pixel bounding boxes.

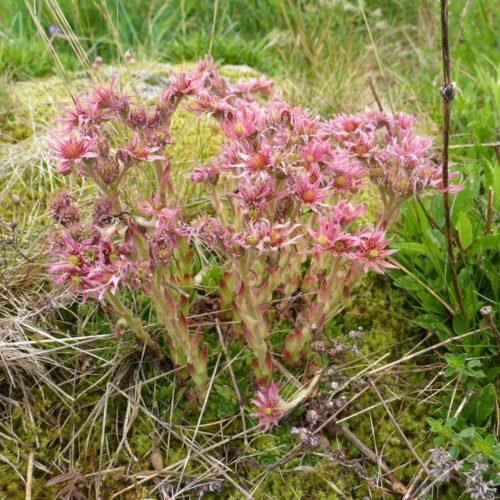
[222,464,352,500]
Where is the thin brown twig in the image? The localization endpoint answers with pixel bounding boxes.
[439,0,464,315]
[416,195,442,232]
[368,76,384,113]
[336,424,408,495]
[485,187,493,235]
[403,455,432,500]
[369,381,429,473]
[25,452,34,500]
[368,76,384,112]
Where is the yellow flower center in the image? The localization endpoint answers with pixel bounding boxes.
[333,241,345,253]
[246,234,260,245]
[234,123,244,138]
[301,189,315,202]
[84,249,96,262]
[334,176,346,187]
[369,249,379,259]
[251,153,266,170]
[317,234,329,247]
[68,255,80,266]
[65,143,81,159]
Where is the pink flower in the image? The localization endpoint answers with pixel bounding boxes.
[331,201,366,226]
[414,167,463,194]
[189,215,227,250]
[351,230,397,273]
[322,114,368,143]
[233,76,274,99]
[87,74,119,110]
[83,260,124,299]
[230,176,286,219]
[246,151,271,172]
[189,90,235,117]
[49,232,85,277]
[300,140,331,167]
[49,231,128,300]
[250,383,285,430]
[59,100,112,135]
[386,135,433,171]
[189,163,220,184]
[326,155,367,192]
[346,131,376,157]
[259,220,302,251]
[308,216,358,255]
[220,105,264,140]
[233,219,301,253]
[162,68,204,102]
[294,176,330,212]
[136,194,178,222]
[48,134,97,175]
[58,98,87,134]
[117,132,165,163]
[238,143,273,173]
[288,106,319,136]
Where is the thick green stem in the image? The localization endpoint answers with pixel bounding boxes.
[284,259,343,363]
[150,274,207,390]
[234,253,273,384]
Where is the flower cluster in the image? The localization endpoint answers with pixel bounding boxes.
[47,58,457,426]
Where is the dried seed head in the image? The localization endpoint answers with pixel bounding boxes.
[291,427,318,450]
[330,381,341,393]
[10,194,21,205]
[311,341,325,353]
[306,409,320,426]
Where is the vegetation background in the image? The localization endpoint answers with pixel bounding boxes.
[0,0,498,498]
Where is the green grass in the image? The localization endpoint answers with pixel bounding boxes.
[2,1,496,126]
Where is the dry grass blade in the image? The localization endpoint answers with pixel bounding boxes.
[367,328,484,377]
[369,380,429,473]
